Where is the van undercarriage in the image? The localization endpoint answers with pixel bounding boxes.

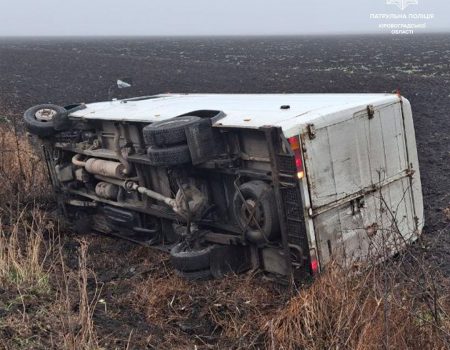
[31,105,312,282]
[26,93,423,283]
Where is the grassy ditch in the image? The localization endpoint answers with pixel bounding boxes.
[0,125,448,349]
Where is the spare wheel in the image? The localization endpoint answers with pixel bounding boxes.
[147,144,191,166]
[143,116,202,147]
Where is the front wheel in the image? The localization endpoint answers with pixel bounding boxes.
[23,104,66,137]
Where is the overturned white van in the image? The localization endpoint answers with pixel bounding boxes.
[24,93,424,282]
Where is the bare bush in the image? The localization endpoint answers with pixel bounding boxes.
[264,176,450,349]
[0,208,52,293]
[57,240,103,350]
[0,212,103,349]
[0,124,50,208]
[266,261,449,349]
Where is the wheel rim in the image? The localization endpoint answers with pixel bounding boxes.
[34,108,56,122]
[240,198,264,229]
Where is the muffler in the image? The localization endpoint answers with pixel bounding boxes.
[85,158,125,178]
[72,154,125,179]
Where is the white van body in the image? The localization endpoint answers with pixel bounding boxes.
[27,93,423,280]
[70,93,424,271]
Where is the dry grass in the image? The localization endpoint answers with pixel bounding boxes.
[0,125,449,349]
[0,211,103,349]
[266,262,450,349]
[0,124,49,206]
[129,257,450,349]
[0,126,103,349]
[56,240,103,350]
[0,209,51,294]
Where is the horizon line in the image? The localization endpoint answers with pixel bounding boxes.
[0,31,449,38]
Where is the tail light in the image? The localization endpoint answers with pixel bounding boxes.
[310,248,319,275]
[288,136,304,179]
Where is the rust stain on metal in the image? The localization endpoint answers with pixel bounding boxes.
[367,104,375,119]
[307,124,316,139]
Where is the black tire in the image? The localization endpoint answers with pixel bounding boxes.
[232,180,280,244]
[175,268,212,281]
[143,116,201,147]
[147,144,191,166]
[170,241,216,272]
[23,104,66,137]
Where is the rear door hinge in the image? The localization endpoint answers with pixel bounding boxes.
[307,124,316,139]
[367,105,375,119]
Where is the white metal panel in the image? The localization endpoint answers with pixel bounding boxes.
[69,93,399,130]
[303,110,374,209]
[303,100,422,267]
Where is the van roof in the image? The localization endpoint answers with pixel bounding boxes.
[70,93,401,131]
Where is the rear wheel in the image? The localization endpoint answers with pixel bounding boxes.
[233,180,279,244]
[170,241,216,272]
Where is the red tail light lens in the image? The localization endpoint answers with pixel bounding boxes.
[311,259,319,274]
[288,136,304,179]
[309,248,319,275]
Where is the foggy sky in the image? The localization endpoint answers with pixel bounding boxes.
[0,0,448,36]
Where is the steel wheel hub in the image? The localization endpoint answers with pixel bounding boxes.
[35,108,56,121]
[241,199,264,229]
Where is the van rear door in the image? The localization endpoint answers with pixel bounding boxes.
[301,99,423,267]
